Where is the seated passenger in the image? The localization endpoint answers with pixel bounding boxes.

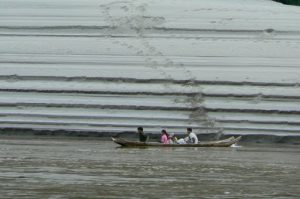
[137,127,149,142]
[160,129,170,144]
[184,127,198,144]
[168,133,178,144]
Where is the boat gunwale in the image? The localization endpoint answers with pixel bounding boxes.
[112,136,242,147]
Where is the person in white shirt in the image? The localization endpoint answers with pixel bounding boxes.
[176,128,199,144]
[184,127,198,144]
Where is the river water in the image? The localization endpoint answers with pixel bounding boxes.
[0,137,299,199]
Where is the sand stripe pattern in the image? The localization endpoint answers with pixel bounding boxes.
[0,0,300,136]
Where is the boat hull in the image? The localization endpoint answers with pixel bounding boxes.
[112,136,242,147]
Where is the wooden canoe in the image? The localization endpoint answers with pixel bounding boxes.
[112,136,242,147]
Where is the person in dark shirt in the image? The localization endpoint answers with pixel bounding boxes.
[137,127,148,142]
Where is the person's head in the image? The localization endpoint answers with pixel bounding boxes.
[186,127,192,134]
[161,129,167,135]
[137,127,143,133]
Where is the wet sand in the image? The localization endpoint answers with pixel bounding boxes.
[0,137,299,199]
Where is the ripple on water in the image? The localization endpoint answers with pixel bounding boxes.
[0,139,299,198]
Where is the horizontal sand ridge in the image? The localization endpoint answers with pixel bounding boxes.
[1,26,300,36]
[2,89,300,100]
[1,75,299,87]
[1,112,300,125]
[1,121,300,133]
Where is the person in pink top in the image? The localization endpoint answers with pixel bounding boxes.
[160,129,170,144]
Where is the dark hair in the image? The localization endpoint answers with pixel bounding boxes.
[187,127,192,132]
[137,127,143,131]
[161,129,169,138]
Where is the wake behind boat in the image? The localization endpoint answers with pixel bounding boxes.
[112,136,242,147]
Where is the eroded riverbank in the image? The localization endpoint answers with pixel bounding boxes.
[1,0,300,137]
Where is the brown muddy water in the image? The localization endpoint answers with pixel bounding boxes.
[0,137,299,199]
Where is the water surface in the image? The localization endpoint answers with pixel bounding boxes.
[0,137,299,198]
